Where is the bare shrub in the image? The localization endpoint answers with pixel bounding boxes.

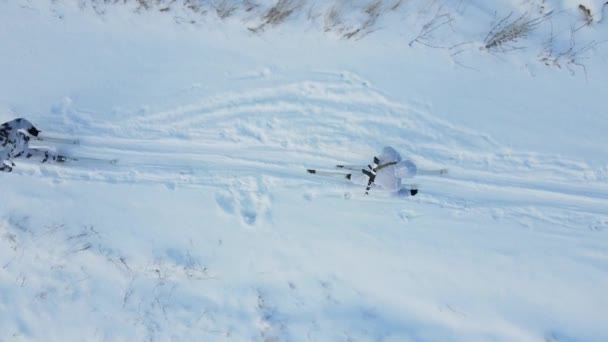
[183,0,208,14]
[249,0,302,33]
[342,0,384,39]
[322,0,388,40]
[215,0,237,19]
[572,2,608,31]
[323,5,342,32]
[539,26,606,80]
[409,5,454,48]
[390,0,403,11]
[242,0,260,12]
[136,0,151,11]
[406,3,476,70]
[307,4,321,22]
[483,12,551,52]
[578,4,593,24]
[264,0,298,25]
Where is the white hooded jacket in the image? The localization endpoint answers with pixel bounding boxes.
[350,146,417,192]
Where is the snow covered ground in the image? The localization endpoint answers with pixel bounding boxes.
[1,0,608,341]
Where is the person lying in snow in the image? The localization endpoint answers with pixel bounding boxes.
[347,146,418,195]
[306,146,425,196]
[346,146,419,196]
[1,118,66,172]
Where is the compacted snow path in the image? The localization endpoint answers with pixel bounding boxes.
[20,72,608,229]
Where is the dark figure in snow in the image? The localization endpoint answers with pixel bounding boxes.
[1,118,65,172]
[347,146,419,196]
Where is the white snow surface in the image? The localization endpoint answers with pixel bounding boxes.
[1,0,608,341]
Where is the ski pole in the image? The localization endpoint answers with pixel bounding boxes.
[35,136,80,145]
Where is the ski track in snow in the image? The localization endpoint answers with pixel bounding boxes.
[3,74,607,341]
[18,71,608,231]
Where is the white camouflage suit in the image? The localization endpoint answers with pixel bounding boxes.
[1,118,62,172]
[349,146,417,195]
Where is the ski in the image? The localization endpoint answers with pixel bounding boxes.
[34,136,80,145]
[417,168,448,176]
[343,187,418,200]
[318,185,419,201]
[337,164,448,176]
[64,156,118,165]
[307,168,419,196]
[335,164,365,171]
[306,168,351,179]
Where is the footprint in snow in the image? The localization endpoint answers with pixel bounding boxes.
[398,210,421,223]
[214,177,272,226]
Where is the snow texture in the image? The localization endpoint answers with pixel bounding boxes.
[1,0,607,341]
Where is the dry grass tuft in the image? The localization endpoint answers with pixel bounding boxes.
[248,0,303,33]
[483,12,550,52]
